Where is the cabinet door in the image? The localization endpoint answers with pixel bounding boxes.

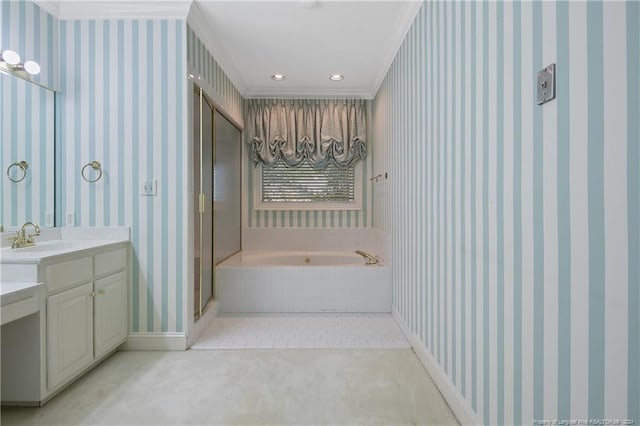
[94,271,128,359]
[47,282,94,390]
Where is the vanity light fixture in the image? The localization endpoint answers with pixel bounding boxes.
[0,49,41,79]
[1,50,20,65]
[271,74,286,81]
[23,60,41,75]
[329,74,344,81]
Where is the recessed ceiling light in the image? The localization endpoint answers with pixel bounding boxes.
[330,74,344,81]
[300,0,320,9]
[271,74,286,81]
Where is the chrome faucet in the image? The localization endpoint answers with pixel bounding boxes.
[7,221,41,249]
[355,250,383,266]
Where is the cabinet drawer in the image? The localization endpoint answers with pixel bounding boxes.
[95,248,127,277]
[46,257,93,293]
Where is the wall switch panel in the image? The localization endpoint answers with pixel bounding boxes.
[537,63,556,105]
[141,179,157,196]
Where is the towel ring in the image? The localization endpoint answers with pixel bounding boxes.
[369,172,388,183]
[81,161,102,183]
[6,161,29,183]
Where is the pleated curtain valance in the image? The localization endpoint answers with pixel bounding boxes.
[246,98,367,169]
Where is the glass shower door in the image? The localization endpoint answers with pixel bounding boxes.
[213,110,241,265]
[194,87,214,318]
[193,87,241,320]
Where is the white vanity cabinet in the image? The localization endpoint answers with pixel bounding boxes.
[45,247,128,391]
[0,238,129,406]
[46,282,94,389]
[93,270,128,358]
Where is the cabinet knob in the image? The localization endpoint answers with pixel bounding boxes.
[98,289,106,295]
[90,291,97,298]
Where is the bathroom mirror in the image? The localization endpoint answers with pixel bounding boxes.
[0,71,55,229]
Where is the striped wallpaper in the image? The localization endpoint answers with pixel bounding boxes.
[1,0,57,229]
[0,0,57,90]
[57,18,188,334]
[1,73,55,228]
[186,24,243,127]
[54,14,247,334]
[372,1,639,424]
[244,101,373,229]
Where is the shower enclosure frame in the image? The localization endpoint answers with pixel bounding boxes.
[192,84,242,321]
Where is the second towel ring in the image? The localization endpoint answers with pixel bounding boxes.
[81,161,102,182]
[6,161,29,183]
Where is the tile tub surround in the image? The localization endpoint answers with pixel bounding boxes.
[0,349,460,426]
[216,251,392,313]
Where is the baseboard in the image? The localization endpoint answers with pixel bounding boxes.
[120,333,188,351]
[392,309,481,426]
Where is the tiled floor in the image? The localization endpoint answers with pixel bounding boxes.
[191,313,412,349]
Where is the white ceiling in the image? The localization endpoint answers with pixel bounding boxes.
[35,0,422,99]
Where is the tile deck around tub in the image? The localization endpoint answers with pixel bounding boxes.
[191,313,412,349]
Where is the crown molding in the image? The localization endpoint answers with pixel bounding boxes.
[32,1,60,17]
[244,87,374,100]
[36,1,192,20]
[370,0,422,98]
[186,2,248,97]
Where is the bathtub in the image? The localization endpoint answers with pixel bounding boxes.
[216,251,391,313]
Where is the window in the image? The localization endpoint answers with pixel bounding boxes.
[254,161,362,211]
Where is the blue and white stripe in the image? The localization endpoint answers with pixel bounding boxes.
[372,1,639,424]
[0,0,57,90]
[186,25,243,125]
[1,0,56,228]
[57,18,187,333]
[1,73,55,228]
[626,3,640,423]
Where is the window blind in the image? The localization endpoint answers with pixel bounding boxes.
[262,162,355,203]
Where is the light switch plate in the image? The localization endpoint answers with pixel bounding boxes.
[141,179,157,196]
[537,63,556,105]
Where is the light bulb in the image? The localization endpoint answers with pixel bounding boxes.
[24,60,40,75]
[271,74,286,81]
[329,74,344,81]
[1,50,21,65]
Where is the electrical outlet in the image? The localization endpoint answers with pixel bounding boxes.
[65,211,75,226]
[141,179,157,196]
[45,211,54,227]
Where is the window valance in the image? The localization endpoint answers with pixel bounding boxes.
[246,98,367,169]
